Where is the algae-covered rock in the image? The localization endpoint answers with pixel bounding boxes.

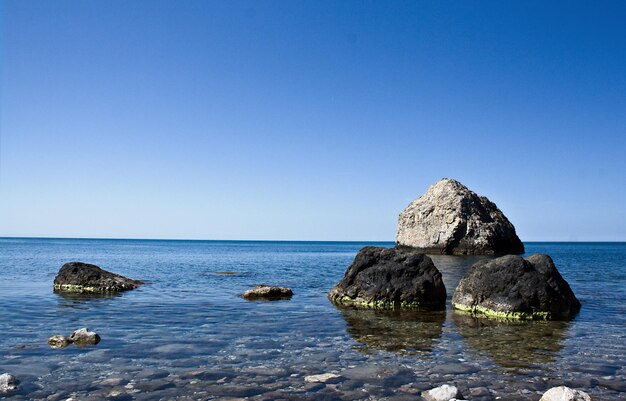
[48,335,72,349]
[328,246,446,309]
[54,262,143,293]
[241,285,293,300]
[396,178,524,255]
[452,254,580,320]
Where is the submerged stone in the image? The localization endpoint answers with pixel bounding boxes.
[53,262,143,293]
[328,246,446,309]
[452,254,581,320]
[396,178,524,255]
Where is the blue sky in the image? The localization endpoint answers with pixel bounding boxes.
[1,1,625,241]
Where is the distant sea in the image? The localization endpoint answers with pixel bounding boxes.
[1,238,625,400]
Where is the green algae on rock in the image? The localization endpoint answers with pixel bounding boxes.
[452,254,580,320]
[53,262,143,294]
[328,246,446,310]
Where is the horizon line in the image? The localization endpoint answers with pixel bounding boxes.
[1,236,625,244]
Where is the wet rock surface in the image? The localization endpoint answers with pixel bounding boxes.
[452,254,581,320]
[53,262,143,293]
[396,178,524,255]
[329,246,446,309]
[241,285,293,300]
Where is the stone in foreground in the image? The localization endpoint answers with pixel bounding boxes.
[0,373,19,394]
[48,335,72,349]
[328,247,446,309]
[540,386,591,401]
[452,254,581,320]
[396,178,524,255]
[422,384,464,401]
[54,262,143,293]
[241,285,293,300]
[69,328,101,346]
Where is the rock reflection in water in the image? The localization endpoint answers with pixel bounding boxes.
[453,312,570,370]
[337,307,445,354]
[54,290,122,310]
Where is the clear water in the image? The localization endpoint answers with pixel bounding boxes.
[0,239,624,401]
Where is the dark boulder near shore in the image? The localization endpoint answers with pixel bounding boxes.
[53,262,143,293]
[396,178,524,255]
[452,254,581,320]
[329,246,446,309]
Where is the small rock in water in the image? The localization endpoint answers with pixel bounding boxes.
[69,328,101,346]
[540,386,591,401]
[48,335,72,349]
[241,285,293,300]
[422,384,464,401]
[0,373,19,394]
[304,373,342,383]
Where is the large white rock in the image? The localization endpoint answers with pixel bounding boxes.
[422,384,463,401]
[540,386,592,401]
[396,178,524,255]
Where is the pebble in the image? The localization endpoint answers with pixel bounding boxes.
[422,384,463,401]
[304,373,342,383]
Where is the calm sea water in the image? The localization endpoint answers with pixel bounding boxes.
[0,239,625,401]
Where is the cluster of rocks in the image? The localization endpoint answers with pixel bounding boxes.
[420,384,591,401]
[329,178,581,321]
[48,328,101,348]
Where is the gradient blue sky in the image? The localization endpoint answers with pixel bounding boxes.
[1,1,625,241]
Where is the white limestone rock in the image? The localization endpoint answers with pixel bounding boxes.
[422,384,464,401]
[396,178,524,255]
[540,386,592,401]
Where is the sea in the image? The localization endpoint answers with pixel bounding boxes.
[0,238,625,401]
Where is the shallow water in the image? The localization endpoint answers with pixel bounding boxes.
[0,239,625,400]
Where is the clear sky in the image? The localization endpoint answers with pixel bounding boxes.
[1,1,625,241]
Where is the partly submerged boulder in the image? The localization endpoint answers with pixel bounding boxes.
[0,373,19,394]
[54,262,143,293]
[452,254,581,320]
[241,285,293,300]
[69,327,101,346]
[396,178,524,255]
[328,246,446,309]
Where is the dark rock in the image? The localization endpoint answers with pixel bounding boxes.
[396,178,524,255]
[452,254,581,320]
[53,262,143,293]
[241,285,293,300]
[328,246,446,309]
